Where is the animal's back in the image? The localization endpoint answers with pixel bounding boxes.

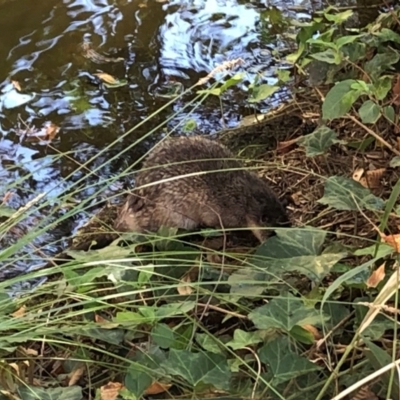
[136,136,244,188]
[114,136,289,241]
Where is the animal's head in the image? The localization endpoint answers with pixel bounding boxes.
[246,179,291,241]
[114,193,144,232]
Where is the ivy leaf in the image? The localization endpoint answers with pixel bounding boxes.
[322,79,361,119]
[298,125,341,156]
[195,333,223,354]
[365,51,400,80]
[374,28,400,44]
[259,336,321,385]
[335,34,363,48]
[0,205,15,218]
[125,346,167,397]
[161,349,231,390]
[324,9,353,24]
[248,227,346,282]
[226,329,262,350]
[248,84,279,103]
[151,324,175,349]
[17,386,82,400]
[249,292,328,332]
[155,302,196,318]
[390,157,400,168]
[318,176,385,211]
[383,106,395,122]
[372,76,393,100]
[310,49,341,65]
[358,100,381,124]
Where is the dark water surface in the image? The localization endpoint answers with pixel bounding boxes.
[0,0,315,279]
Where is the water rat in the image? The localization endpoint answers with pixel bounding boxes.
[114,136,290,242]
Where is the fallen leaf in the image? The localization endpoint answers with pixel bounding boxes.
[95,314,120,329]
[2,191,13,204]
[277,137,299,154]
[145,381,172,395]
[68,365,85,386]
[380,233,400,252]
[100,382,124,400]
[19,347,38,357]
[366,263,386,288]
[177,274,193,295]
[11,80,22,92]
[11,306,26,318]
[364,168,385,189]
[25,122,60,142]
[301,324,322,340]
[94,72,119,84]
[352,168,364,182]
[392,74,400,106]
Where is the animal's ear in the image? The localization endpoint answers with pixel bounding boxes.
[126,193,144,212]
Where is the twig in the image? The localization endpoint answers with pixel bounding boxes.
[347,115,400,157]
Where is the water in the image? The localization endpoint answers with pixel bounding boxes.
[0,0,315,279]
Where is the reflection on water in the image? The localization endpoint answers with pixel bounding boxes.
[0,0,312,279]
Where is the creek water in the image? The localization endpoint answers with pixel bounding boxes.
[0,0,316,280]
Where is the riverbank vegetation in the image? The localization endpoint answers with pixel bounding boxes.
[1,3,400,400]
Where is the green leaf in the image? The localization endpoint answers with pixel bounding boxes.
[219,72,245,92]
[104,78,128,88]
[355,301,394,340]
[249,292,329,332]
[350,81,370,93]
[182,118,197,133]
[155,302,196,318]
[248,84,279,103]
[324,9,353,24]
[310,49,342,65]
[318,176,385,211]
[258,336,321,385]
[383,105,395,122]
[297,125,341,156]
[374,28,400,44]
[151,323,175,348]
[138,265,154,286]
[307,38,337,49]
[322,79,360,120]
[365,51,400,80]
[358,100,381,124]
[18,385,82,400]
[289,325,315,344]
[335,34,363,48]
[372,76,393,100]
[286,41,306,64]
[322,303,350,334]
[228,268,278,299]
[226,329,262,350]
[390,156,400,167]
[114,311,153,325]
[250,227,345,282]
[125,365,153,398]
[256,227,327,258]
[353,243,393,258]
[125,345,167,397]
[276,69,291,83]
[346,136,375,151]
[195,333,223,354]
[0,205,15,218]
[161,349,231,389]
[341,42,366,62]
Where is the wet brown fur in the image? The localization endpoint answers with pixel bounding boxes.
[114,136,290,242]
